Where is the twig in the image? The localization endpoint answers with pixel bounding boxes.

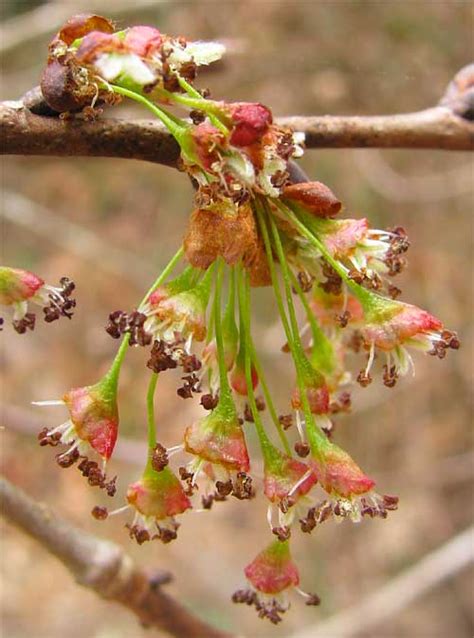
[0,476,236,638]
[1,102,472,167]
[291,526,474,638]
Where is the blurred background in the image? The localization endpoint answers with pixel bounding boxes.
[1,1,473,637]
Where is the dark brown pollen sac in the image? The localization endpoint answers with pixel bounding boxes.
[272,525,291,541]
[37,427,61,447]
[232,472,255,500]
[215,479,233,497]
[319,260,343,295]
[305,593,321,606]
[55,447,80,468]
[383,364,398,388]
[147,340,178,373]
[13,312,36,334]
[201,494,214,509]
[151,443,169,471]
[200,393,219,410]
[294,441,310,458]
[335,310,351,328]
[278,413,293,430]
[357,369,372,388]
[91,505,109,520]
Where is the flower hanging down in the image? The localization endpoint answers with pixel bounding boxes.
[0,266,76,333]
[28,13,461,625]
[233,539,320,624]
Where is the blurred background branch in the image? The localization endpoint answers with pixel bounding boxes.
[291,525,474,638]
[0,476,235,638]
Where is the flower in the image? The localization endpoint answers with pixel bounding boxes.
[140,267,214,345]
[305,218,410,281]
[357,296,459,386]
[304,440,398,524]
[232,540,319,623]
[37,375,119,461]
[0,266,75,333]
[124,467,192,544]
[184,394,250,476]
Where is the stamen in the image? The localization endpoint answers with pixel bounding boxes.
[32,400,65,407]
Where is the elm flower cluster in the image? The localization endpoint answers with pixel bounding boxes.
[28,14,460,625]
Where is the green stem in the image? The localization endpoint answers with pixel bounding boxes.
[177,76,229,134]
[289,268,335,367]
[142,246,184,303]
[257,201,327,451]
[274,200,374,305]
[145,372,159,473]
[248,341,292,455]
[213,259,232,400]
[237,266,274,457]
[109,84,189,145]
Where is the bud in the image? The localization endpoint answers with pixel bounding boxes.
[36,373,119,491]
[227,102,273,147]
[123,25,162,57]
[356,295,459,385]
[282,181,342,218]
[41,14,115,112]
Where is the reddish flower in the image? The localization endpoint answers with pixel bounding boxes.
[0,267,75,333]
[264,454,316,504]
[184,396,250,473]
[311,442,374,500]
[245,539,299,595]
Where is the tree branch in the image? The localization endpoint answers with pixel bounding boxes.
[1,65,472,165]
[0,476,235,638]
[290,525,474,638]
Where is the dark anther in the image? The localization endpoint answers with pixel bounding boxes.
[55,447,80,468]
[272,525,291,541]
[232,472,255,500]
[278,414,293,430]
[357,369,372,387]
[305,593,321,606]
[215,479,233,497]
[151,443,169,471]
[13,312,36,334]
[201,393,219,410]
[294,441,310,457]
[91,505,108,520]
